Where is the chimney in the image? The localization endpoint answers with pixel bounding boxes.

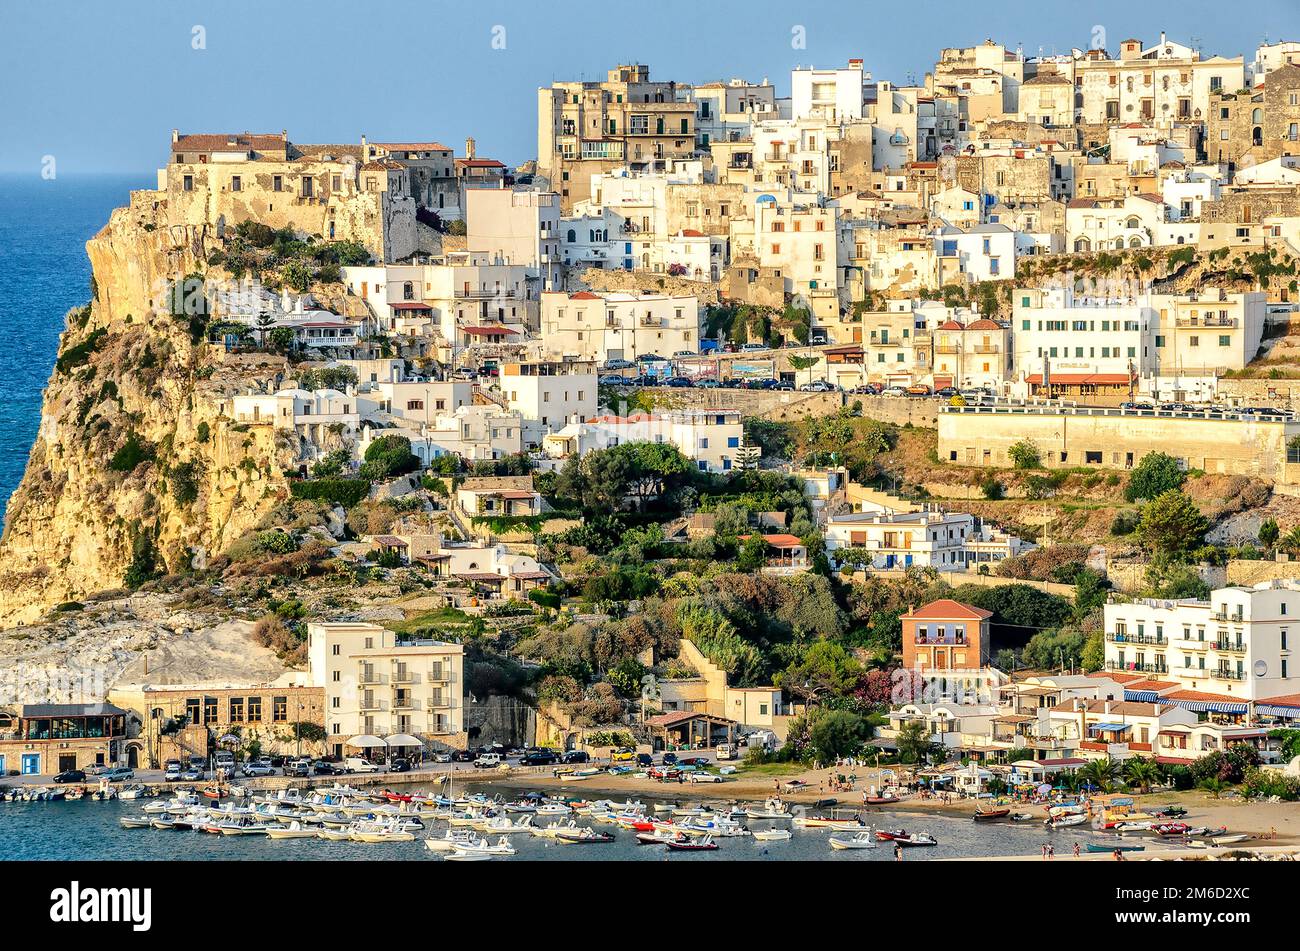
[171,129,180,143]
[465,136,476,159]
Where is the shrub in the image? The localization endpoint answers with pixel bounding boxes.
[56,327,107,374]
[169,460,203,505]
[256,530,299,555]
[108,433,155,473]
[289,477,370,508]
[362,434,419,481]
[1124,452,1185,502]
[1007,440,1041,470]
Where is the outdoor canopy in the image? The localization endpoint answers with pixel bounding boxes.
[346,734,386,747]
[384,734,422,747]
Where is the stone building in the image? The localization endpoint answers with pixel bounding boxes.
[1205,64,1300,168]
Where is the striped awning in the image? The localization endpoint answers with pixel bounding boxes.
[1125,690,1162,702]
[1165,697,1248,714]
[1255,702,1300,719]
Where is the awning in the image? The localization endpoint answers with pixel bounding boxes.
[390,301,433,311]
[1124,690,1163,702]
[385,733,423,747]
[1026,372,1134,385]
[1089,722,1133,733]
[346,734,387,748]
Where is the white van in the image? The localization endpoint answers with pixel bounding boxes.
[345,756,381,773]
[715,744,735,761]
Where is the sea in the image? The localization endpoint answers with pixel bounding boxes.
[0,174,150,521]
[0,786,1099,861]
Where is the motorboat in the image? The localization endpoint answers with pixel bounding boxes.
[349,821,416,843]
[531,819,583,839]
[973,808,1011,822]
[752,828,793,842]
[315,828,352,842]
[119,815,152,829]
[894,832,938,847]
[443,851,495,861]
[875,829,908,841]
[829,831,877,850]
[745,797,790,820]
[118,784,152,800]
[1009,813,1036,822]
[1114,820,1154,834]
[217,817,271,836]
[863,795,900,805]
[555,827,615,844]
[665,834,718,851]
[266,821,318,840]
[478,815,535,834]
[1211,833,1251,846]
[534,803,570,816]
[793,815,864,830]
[451,836,516,856]
[1047,814,1088,829]
[425,830,478,852]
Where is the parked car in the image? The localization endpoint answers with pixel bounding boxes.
[882,385,908,397]
[799,380,833,392]
[103,767,135,782]
[933,386,958,399]
[677,756,711,767]
[740,342,767,352]
[661,752,678,765]
[521,749,558,766]
[688,771,724,783]
[672,350,697,358]
[311,760,342,776]
[474,752,503,769]
[87,763,112,776]
[636,353,666,363]
[611,747,637,763]
[771,380,794,391]
[344,756,381,774]
[432,751,453,764]
[715,744,735,761]
[664,376,693,388]
[54,769,87,784]
[853,382,883,394]
[285,760,313,778]
[695,378,721,388]
[636,753,654,768]
[241,762,274,777]
[601,374,632,386]
[163,760,183,782]
[906,384,932,397]
[451,749,476,763]
[561,750,590,765]
[388,757,412,773]
[601,359,636,371]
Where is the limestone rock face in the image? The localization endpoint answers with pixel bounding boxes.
[0,193,289,626]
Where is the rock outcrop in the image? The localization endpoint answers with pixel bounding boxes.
[0,191,290,626]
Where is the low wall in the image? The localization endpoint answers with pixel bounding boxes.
[1225,557,1300,587]
[635,389,938,427]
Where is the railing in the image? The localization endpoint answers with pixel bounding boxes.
[358,671,387,685]
[359,698,388,712]
[1210,641,1246,653]
[1106,661,1168,674]
[1106,632,1166,645]
[1209,668,1245,681]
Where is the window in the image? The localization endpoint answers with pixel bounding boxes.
[182,175,193,192]
[272,697,288,723]
[231,175,241,192]
[229,697,245,723]
[247,696,263,722]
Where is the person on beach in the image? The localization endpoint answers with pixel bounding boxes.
[894,843,903,861]
[1073,842,1080,859]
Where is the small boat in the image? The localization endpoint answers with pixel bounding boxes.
[972,808,1010,822]
[665,834,718,851]
[444,852,495,862]
[1211,833,1250,846]
[752,828,793,842]
[555,827,615,844]
[425,830,478,852]
[118,784,152,800]
[1087,842,1145,853]
[1152,822,1191,837]
[119,815,152,829]
[1114,820,1154,834]
[875,829,908,841]
[1156,806,1188,818]
[829,831,876,850]
[793,815,864,830]
[316,828,352,842]
[1048,814,1088,829]
[1009,813,1036,822]
[745,797,790,820]
[894,832,938,847]
[863,795,900,805]
[266,821,318,840]
[451,836,516,856]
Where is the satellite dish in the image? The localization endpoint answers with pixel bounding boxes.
[1254,660,1268,677]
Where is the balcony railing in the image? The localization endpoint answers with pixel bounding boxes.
[358,671,387,686]
[1106,632,1166,645]
[1106,661,1168,675]
[1209,668,1245,681]
[1210,641,1246,653]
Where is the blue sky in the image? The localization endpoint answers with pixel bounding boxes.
[1,0,1297,175]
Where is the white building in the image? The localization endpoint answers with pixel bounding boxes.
[543,409,750,473]
[499,359,597,448]
[539,290,700,363]
[466,187,562,290]
[824,507,1028,570]
[1102,580,1300,703]
[307,621,465,759]
[791,59,869,122]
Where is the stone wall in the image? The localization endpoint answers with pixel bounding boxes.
[633,388,939,427]
[1225,557,1300,587]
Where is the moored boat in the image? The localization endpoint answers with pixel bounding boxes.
[973,808,1010,822]
[828,830,876,850]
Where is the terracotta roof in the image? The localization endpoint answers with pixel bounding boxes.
[390,301,433,310]
[1088,670,1143,683]
[1067,198,1099,209]
[457,158,506,168]
[174,132,286,152]
[1257,693,1300,709]
[570,291,602,300]
[938,319,965,330]
[1035,757,1087,767]
[456,572,507,583]
[374,142,452,152]
[1125,679,1177,692]
[461,325,518,336]
[903,599,993,621]
[372,535,407,547]
[966,318,1001,330]
[1026,372,1134,385]
[1161,689,1243,703]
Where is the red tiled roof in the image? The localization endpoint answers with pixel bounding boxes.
[966,318,1001,330]
[1161,689,1242,703]
[372,535,407,547]
[461,325,518,336]
[1126,679,1177,692]
[390,301,433,310]
[938,319,965,330]
[174,132,286,152]
[457,158,506,168]
[1036,757,1088,767]
[739,533,804,548]
[1257,693,1300,708]
[903,599,993,621]
[570,291,602,300]
[1088,670,1143,683]
[374,142,452,152]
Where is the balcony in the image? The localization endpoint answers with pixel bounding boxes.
[391,670,417,684]
[1106,632,1166,645]
[393,698,420,711]
[1176,638,1209,649]
[935,344,959,354]
[1209,668,1245,681]
[358,670,387,686]
[1213,611,1244,622]
[359,697,388,712]
[1210,641,1246,654]
[973,345,1000,354]
[1105,661,1168,675]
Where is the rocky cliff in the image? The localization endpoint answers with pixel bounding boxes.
[0,192,291,626]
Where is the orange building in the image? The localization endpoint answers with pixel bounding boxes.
[901,599,992,673]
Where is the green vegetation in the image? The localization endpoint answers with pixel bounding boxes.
[288,477,370,508]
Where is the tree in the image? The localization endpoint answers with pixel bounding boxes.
[1124,452,1185,502]
[1123,757,1160,794]
[1260,518,1280,549]
[896,720,936,765]
[807,709,871,762]
[1078,757,1120,792]
[361,434,419,481]
[1080,631,1105,672]
[1008,440,1041,470]
[788,353,821,388]
[1138,491,1208,558]
[777,640,864,703]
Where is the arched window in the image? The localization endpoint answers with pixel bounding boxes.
[566,228,576,243]
[1074,237,1091,252]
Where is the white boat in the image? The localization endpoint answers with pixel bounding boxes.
[266,821,318,840]
[746,797,791,820]
[477,815,535,834]
[531,819,582,839]
[793,815,864,830]
[425,830,478,852]
[829,831,877,850]
[218,818,271,836]
[316,828,352,841]
[118,784,152,800]
[1211,833,1250,846]
[444,851,495,861]
[1048,814,1088,829]
[753,828,793,842]
[119,815,152,829]
[451,835,516,856]
[350,820,416,843]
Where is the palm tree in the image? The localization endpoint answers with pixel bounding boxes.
[1198,776,1229,799]
[1123,757,1160,794]
[1079,757,1120,793]
[1057,769,1083,794]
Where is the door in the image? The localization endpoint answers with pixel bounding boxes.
[59,754,78,772]
[127,746,139,768]
[21,753,40,775]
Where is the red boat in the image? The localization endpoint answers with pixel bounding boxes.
[384,791,413,803]
[1153,822,1191,837]
[875,829,908,841]
[864,795,900,805]
[628,820,655,832]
